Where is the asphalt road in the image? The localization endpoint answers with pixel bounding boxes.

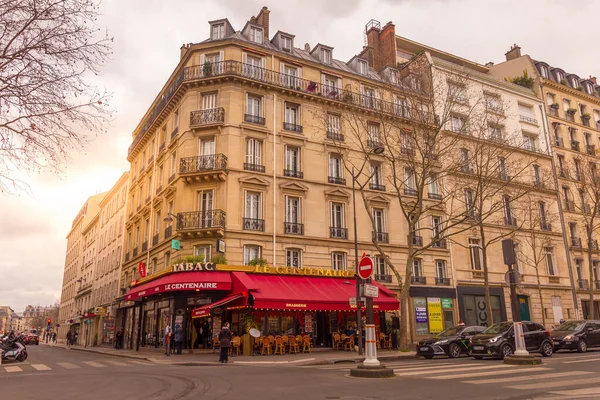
[3,345,600,399]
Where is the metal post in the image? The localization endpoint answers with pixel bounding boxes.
[363,278,380,366]
[352,167,363,356]
[509,265,528,356]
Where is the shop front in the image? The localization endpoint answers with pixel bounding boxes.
[409,286,457,341]
[456,285,507,327]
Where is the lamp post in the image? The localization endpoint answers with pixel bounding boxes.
[351,145,384,357]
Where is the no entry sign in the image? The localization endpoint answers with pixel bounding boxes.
[357,256,374,280]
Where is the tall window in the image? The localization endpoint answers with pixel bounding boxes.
[358,60,367,75]
[451,115,465,133]
[331,252,346,271]
[285,146,301,173]
[545,247,557,275]
[243,245,261,265]
[246,138,262,166]
[246,95,262,117]
[167,201,174,228]
[285,196,301,224]
[533,165,542,185]
[170,152,177,176]
[464,189,475,214]
[393,95,410,118]
[575,258,584,281]
[593,261,599,284]
[404,168,416,192]
[281,36,292,51]
[330,202,344,228]
[460,148,470,172]
[249,26,263,44]
[286,248,302,268]
[202,93,218,110]
[321,48,332,64]
[436,260,447,279]
[448,83,466,103]
[489,124,502,140]
[327,114,340,134]
[154,211,161,235]
[211,23,225,40]
[282,65,298,88]
[367,123,380,145]
[540,65,548,78]
[329,154,344,179]
[503,195,514,225]
[284,102,300,126]
[539,202,548,229]
[469,238,483,271]
[432,215,443,239]
[370,163,383,185]
[372,208,386,232]
[485,94,501,111]
[194,245,211,262]
[245,191,262,220]
[135,226,140,247]
[412,259,423,278]
[375,257,388,277]
[244,54,264,79]
[428,173,440,197]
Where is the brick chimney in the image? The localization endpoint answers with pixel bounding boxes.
[255,6,270,41]
[180,43,191,60]
[365,21,396,72]
[505,44,521,61]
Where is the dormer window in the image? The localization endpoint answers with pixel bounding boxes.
[212,23,225,40]
[586,83,594,95]
[250,26,263,44]
[556,71,564,82]
[571,77,579,88]
[358,60,367,75]
[540,65,548,78]
[282,36,292,52]
[321,48,332,64]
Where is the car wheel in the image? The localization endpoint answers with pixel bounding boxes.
[501,344,514,359]
[577,339,587,353]
[541,341,553,357]
[448,343,461,358]
[423,355,434,359]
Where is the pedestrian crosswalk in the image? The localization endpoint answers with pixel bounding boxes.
[0,359,154,374]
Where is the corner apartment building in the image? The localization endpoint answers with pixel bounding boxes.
[491,46,600,319]
[0,306,15,334]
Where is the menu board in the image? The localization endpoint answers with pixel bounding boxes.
[304,314,313,333]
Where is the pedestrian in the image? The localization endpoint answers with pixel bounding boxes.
[73,331,78,345]
[202,320,210,349]
[174,324,184,355]
[66,331,72,348]
[115,329,123,349]
[164,323,172,356]
[218,322,232,363]
[52,332,57,345]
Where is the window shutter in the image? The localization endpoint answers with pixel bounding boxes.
[219,50,224,62]
[242,52,247,64]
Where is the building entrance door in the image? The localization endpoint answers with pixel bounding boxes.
[517,295,531,321]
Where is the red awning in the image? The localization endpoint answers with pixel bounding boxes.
[239,273,399,311]
[191,293,245,318]
[125,271,232,300]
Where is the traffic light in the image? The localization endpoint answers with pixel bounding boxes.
[47,319,51,325]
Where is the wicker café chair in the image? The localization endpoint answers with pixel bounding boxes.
[212,335,220,353]
[230,336,241,356]
[344,335,355,351]
[333,333,341,350]
[288,336,299,354]
[261,337,272,355]
[302,335,312,353]
[274,336,285,355]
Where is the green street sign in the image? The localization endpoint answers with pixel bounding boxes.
[85,319,91,325]
[441,298,453,309]
[171,239,181,250]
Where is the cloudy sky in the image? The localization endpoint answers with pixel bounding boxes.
[1,0,598,313]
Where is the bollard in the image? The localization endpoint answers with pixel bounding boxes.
[513,322,529,356]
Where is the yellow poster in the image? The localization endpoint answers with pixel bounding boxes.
[427,297,443,333]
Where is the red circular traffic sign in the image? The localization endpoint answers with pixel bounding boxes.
[357,256,374,280]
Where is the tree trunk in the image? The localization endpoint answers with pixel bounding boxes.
[479,225,494,325]
[399,255,414,351]
[588,231,595,320]
[535,266,545,326]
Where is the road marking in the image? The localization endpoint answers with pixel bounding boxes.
[128,361,154,366]
[428,366,551,380]
[465,370,592,385]
[549,387,600,396]
[81,361,105,368]
[507,376,600,390]
[316,361,436,370]
[30,364,52,371]
[104,360,128,366]
[562,357,600,364]
[56,362,80,369]
[392,362,485,373]
[395,364,512,376]
[4,366,22,373]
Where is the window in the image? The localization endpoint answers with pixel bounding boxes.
[281,36,292,51]
[331,252,346,271]
[327,114,340,134]
[164,252,171,269]
[489,124,503,140]
[211,23,225,40]
[202,93,218,110]
[404,168,416,193]
[250,26,262,44]
[197,190,213,216]
[243,245,261,265]
[282,64,298,88]
[432,215,443,239]
[393,95,410,118]
[523,133,539,151]
[428,174,440,197]
[167,201,174,227]
[194,245,211,262]
[547,92,555,105]
[575,258,584,281]
[285,146,301,172]
[593,261,599,283]
[545,247,557,275]
[539,201,548,228]
[321,48,332,64]
[513,242,523,274]
[284,102,300,127]
[451,115,465,133]
[503,195,514,225]
[436,260,447,279]
[244,54,264,79]
[285,196,301,224]
[246,94,262,117]
[485,93,501,112]
[448,83,466,103]
[372,208,386,232]
[586,83,594,95]
[540,65,548,78]
[245,191,262,220]
[330,202,344,228]
[154,211,161,234]
[464,189,475,214]
[358,60,367,75]
[412,259,423,278]
[533,164,542,185]
[375,257,387,278]
[173,109,179,130]
[362,86,376,108]
[170,152,177,176]
[563,98,571,112]
[329,154,344,179]
[571,77,579,88]
[469,238,483,271]
[245,138,263,166]
[367,123,380,145]
[286,248,302,268]
[370,162,383,185]
[556,71,564,82]
[460,148,470,172]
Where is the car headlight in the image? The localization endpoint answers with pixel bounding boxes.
[469,338,473,344]
[433,339,448,345]
[489,336,502,343]
[564,335,573,341]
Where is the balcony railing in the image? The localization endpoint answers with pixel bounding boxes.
[283,122,303,133]
[428,192,442,200]
[554,137,564,147]
[171,126,179,140]
[505,216,518,227]
[566,113,575,122]
[244,113,266,125]
[142,241,148,252]
[587,145,596,155]
[244,163,265,173]
[372,231,389,243]
[176,210,226,231]
[328,176,346,185]
[164,225,173,238]
[432,239,447,249]
[284,222,304,235]
[370,183,386,191]
[326,130,344,142]
[571,141,580,152]
[367,139,383,149]
[582,118,591,127]
[570,237,582,248]
[190,108,225,126]
[520,115,538,124]
[284,169,303,179]
[410,235,423,246]
[152,234,159,246]
[589,239,599,250]
[472,270,484,279]
[540,222,552,231]
[243,218,265,231]
[411,276,427,284]
[125,252,130,262]
[404,188,418,196]
[435,277,450,286]
[549,107,559,117]
[133,248,138,257]
[563,199,574,211]
[180,154,228,175]
[375,274,392,283]
[330,227,348,239]
[578,279,589,290]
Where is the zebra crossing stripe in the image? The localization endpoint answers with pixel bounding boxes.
[465,370,591,385]
[428,366,550,380]
[81,361,105,368]
[562,357,600,364]
[4,366,22,373]
[56,362,80,369]
[507,376,600,391]
[128,361,154,366]
[395,364,512,376]
[31,364,52,371]
[104,360,128,366]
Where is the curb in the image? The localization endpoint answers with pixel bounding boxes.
[303,353,419,366]
[47,344,153,362]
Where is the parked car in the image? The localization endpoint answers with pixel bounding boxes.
[552,320,600,353]
[469,321,553,359]
[24,329,39,345]
[417,325,486,359]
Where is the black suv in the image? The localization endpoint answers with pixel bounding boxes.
[469,321,553,359]
[417,325,486,359]
[552,320,600,353]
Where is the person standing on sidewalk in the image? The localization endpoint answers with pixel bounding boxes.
[52,332,57,345]
[164,324,172,356]
[115,329,123,349]
[174,324,184,355]
[218,322,232,363]
[66,331,72,348]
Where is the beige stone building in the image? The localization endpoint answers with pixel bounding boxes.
[0,306,14,334]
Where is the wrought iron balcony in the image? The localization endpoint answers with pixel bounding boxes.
[367,139,383,149]
[404,188,418,197]
[370,183,386,191]
[133,248,138,257]
[554,137,564,147]
[411,276,427,284]
[410,235,423,246]
[571,141,580,152]
[582,117,591,127]
[570,237,582,248]
[578,279,589,290]
[180,154,228,175]
[244,113,265,125]
[283,122,303,133]
[244,163,265,173]
[549,107,559,117]
[587,145,596,155]
[330,227,348,239]
[432,239,447,249]
[164,225,173,238]
[152,234,159,246]
[372,231,389,243]
[328,176,346,185]
[125,252,130,262]
[540,222,552,231]
[284,169,303,179]
[159,142,166,153]
[171,126,179,140]
[375,274,392,283]
[565,113,575,122]
[428,192,442,200]
[400,146,415,156]
[190,108,225,127]
[326,130,344,141]
[284,222,304,235]
[589,239,599,250]
[176,210,226,231]
[243,218,264,232]
[519,115,538,124]
[142,241,148,252]
[505,216,518,227]
[435,277,450,286]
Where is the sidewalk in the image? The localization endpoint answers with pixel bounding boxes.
[43,342,417,366]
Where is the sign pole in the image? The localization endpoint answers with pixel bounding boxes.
[363,276,380,367]
[352,167,363,356]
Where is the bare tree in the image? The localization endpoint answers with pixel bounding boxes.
[0,0,113,193]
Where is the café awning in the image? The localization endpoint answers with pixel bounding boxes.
[125,271,232,300]
[239,273,399,312]
[191,293,246,318]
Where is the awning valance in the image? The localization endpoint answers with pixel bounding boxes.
[191,293,245,318]
[125,271,232,300]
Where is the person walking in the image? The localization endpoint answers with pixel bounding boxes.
[52,332,57,345]
[202,320,211,349]
[174,324,184,355]
[164,323,172,356]
[218,322,232,363]
[66,331,72,348]
[115,329,123,349]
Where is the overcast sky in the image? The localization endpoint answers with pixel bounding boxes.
[1,0,598,313]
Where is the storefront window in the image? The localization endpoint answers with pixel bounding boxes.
[464,295,501,327]
[414,297,429,335]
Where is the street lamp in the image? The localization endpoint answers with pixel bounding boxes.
[351,144,384,357]
[163,212,178,223]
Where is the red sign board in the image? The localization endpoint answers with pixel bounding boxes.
[138,262,147,278]
[357,256,374,280]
